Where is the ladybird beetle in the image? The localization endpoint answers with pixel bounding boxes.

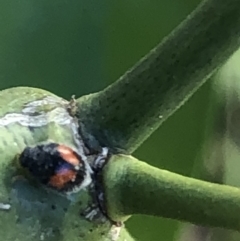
[18,143,93,194]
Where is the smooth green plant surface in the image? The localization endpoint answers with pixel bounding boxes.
[1,0,240,240]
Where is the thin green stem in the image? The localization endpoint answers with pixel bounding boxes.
[103,155,240,231]
[77,0,240,154]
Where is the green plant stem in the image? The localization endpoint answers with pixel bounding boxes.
[77,0,240,154]
[103,155,240,231]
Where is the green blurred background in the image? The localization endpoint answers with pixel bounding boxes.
[2,0,239,240]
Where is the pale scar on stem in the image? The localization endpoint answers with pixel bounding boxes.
[0,96,86,157]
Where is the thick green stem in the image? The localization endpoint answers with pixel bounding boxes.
[77,0,240,154]
[103,155,240,231]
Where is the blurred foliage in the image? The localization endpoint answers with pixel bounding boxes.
[2,0,237,241]
[0,1,107,96]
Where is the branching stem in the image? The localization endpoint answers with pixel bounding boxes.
[77,0,240,154]
[103,155,240,231]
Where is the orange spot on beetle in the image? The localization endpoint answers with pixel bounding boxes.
[57,145,80,166]
[49,169,77,189]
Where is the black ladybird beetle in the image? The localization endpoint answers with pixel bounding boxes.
[18,143,93,194]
